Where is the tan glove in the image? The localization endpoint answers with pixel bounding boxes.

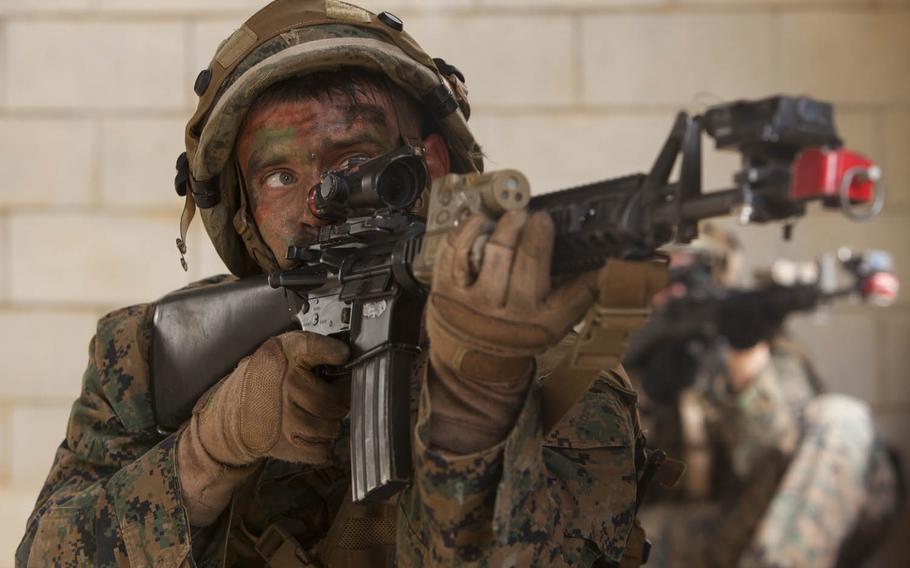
[177,330,350,526]
[425,210,598,454]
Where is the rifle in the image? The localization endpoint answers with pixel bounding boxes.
[151,95,884,503]
[623,248,898,402]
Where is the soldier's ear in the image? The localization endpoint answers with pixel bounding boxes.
[423,132,451,181]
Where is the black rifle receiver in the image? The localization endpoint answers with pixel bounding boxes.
[152,96,883,503]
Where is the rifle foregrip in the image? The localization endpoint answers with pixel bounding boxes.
[349,346,416,504]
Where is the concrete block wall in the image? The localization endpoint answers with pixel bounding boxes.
[0,0,907,565]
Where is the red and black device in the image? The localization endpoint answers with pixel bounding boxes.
[529,96,885,276]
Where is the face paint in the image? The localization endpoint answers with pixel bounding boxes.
[236,88,400,269]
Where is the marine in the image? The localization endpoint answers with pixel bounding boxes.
[628,232,903,568]
[16,1,658,566]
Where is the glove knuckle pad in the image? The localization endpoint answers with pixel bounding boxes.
[239,338,286,454]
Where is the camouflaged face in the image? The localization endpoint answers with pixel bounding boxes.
[190,4,482,277]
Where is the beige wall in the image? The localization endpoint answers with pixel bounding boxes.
[0,0,908,565]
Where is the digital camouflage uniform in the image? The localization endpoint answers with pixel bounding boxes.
[638,341,902,568]
[16,285,643,567]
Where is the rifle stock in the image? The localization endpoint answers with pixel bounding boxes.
[151,277,297,432]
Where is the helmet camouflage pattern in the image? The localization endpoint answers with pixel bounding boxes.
[177,0,483,275]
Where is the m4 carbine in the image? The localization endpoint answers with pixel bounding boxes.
[151,96,883,504]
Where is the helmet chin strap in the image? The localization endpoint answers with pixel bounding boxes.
[389,92,431,215]
[176,193,196,272]
[234,158,281,273]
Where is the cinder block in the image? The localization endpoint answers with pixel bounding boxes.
[878,311,910,408]
[0,488,43,568]
[96,0,455,16]
[8,403,72,489]
[191,20,240,81]
[356,0,472,8]
[883,110,910,210]
[788,309,879,404]
[407,15,574,107]
[478,112,676,193]
[0,0,91,14]
[480,0,666,6]
[6,21,186,110]
[0,119,94,208]
[476,110,740,194]
[95,0,262,14]
[100,118,187,210]
[8,213,197,306]
[780,12,910,105]
[582,13,779,106]
[0,310,97,400]
[677,0,869,5]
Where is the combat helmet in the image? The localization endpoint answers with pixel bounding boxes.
[175,0,483,276]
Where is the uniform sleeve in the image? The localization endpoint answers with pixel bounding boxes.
[398,369,640,567]
[15,305,195,568]
[706,357,801,479]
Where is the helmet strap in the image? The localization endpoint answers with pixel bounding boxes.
[176,193,197,272]
[234,158,281,272]
[389,92,423,149]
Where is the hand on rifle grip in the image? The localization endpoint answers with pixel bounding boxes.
[182,330,352,468]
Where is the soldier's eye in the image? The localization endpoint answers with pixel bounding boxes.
[264,171,297,189]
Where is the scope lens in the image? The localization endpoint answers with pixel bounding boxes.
[376,160,421,208]
[318,174,342,203]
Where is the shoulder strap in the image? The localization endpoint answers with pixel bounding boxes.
[541,259,668,435]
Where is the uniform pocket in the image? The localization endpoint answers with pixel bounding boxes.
[542,370,639,565]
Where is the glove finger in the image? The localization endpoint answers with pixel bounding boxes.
[444,213,489,288]
[473,209,528,307]
[542,270,599,341]
[271,438,334,465]
[283,396,344,441]
[286,371,350,420]
[508,211,554,308]
[278,330,350,369]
